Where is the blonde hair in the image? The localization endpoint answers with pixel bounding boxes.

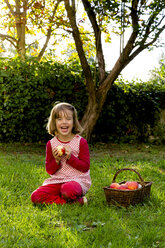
[46,102,83,136]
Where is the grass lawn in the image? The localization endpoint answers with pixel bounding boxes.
[0,142,165,248]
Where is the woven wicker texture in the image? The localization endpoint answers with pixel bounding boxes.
[103,168,152,207]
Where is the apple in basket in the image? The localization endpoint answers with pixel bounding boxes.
[56,145,65,156]
[118,184,128,190]
[125,181,139,190]
[109,183,120,189]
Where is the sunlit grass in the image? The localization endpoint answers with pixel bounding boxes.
[0,143,165,247]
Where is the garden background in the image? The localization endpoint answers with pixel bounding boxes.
[0,56,165,248]
[0,57,165,144]
[0,1,165,246]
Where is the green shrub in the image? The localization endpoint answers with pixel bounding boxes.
[0,57,87,142]
[94,79,165,143]
[0,57,164,143]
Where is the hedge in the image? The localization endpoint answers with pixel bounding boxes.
[0,57,164,143]
[0,57,87,142]
[94,80,165,143]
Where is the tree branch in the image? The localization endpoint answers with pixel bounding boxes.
[64,0,96,97]
[82,0,106,82]
[128,3,165,62]
[0,33,17,48]
[28,0,37,9]
[4,0,15,16]
[138,8,165,47]
[37,0,62,61]
[123,0,139,57]
[129,23,165,62]
[97,0,141,97]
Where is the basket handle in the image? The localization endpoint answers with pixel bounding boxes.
[112,168,145,185]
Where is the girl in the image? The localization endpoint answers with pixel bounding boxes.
[31,102,91,205]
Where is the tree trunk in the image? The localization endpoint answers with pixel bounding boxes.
[81,83,111,142]
[16,23,26,57]
[15,0,27,58]
[81,54,129,142]
[81,100,99,141]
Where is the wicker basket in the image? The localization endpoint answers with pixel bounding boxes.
[103,168,152,207]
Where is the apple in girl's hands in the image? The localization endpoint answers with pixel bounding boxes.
[56,145,65,156]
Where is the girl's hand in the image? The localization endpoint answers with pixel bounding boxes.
[52,148,61,164]
[65,146,72,160]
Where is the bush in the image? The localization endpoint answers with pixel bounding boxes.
[93,79,165,143]
[0,57,164,143]
[0,57,87,142]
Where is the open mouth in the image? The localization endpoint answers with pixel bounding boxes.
[61,127,69,133]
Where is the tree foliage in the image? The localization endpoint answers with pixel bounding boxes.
[149,55,165,84]
[0,0,67,59]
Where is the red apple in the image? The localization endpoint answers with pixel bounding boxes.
[109,183,120,189]
[125,181,139,190]
[118,184,128,190]
[57,145,65,156]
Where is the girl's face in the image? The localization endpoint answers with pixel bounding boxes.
[55,109,74,140]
